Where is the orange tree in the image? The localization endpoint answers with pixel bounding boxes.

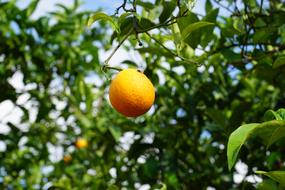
[0,0,285,189]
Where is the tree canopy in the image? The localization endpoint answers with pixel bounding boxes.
[0,0,285,189]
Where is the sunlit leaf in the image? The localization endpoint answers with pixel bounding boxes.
[227,123,259,170]
[256,171,285,186]
[87,12,119,32]
[181,21,214,41]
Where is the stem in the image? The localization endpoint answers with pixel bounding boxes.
[259,0,264,14]
[114,0,134,15]
[103,28,133,66]
[144,31,198,64]
[213,0,235,14]
[133,16,142,46]
[145,31,177,57]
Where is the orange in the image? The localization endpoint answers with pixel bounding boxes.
[63,155,72,163]
[109,68,155,117]
[75,138,88,148]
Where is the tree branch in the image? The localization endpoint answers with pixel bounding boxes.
[144,31,198,64]
[103,28,134,67]
[114,0,134,15]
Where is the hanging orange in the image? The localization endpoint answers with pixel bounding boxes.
[109,68,155,117]
[75,138,88,148]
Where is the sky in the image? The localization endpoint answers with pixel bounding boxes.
[0,0,262,188]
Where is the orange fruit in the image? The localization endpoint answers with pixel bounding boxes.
[63,155,72,163]
[109,68,155,117]
[75,138,88,148]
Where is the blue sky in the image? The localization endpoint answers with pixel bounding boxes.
[16,0,206,19]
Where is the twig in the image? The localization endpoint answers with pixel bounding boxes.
[177,0,181,16]
[132,16,143,46]
[145,31,176,56]
[145,31,198,64]
[114,0,134,15]
[259,0,264,14]
[103,28,134,66]
[213,0,235,14]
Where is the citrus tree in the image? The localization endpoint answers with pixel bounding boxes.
[0,0,285,189]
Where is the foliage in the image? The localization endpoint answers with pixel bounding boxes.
[0,0,285,189]
[227,108,285,186]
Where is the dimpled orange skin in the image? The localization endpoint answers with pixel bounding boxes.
[109,68,155,117]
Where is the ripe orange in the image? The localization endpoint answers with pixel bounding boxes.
[63,155,72,163]
[75,138,88,148]
[109,68,155,117]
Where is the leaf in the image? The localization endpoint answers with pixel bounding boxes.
[227,123,259,170]
[87,12,118,32]
[25,0,39,17]
[205,0,212,13]
[160,183,167,190]
[264,110,283,121]
[109,126,122,142]
[255,171,285,186]
[108,185,120,190]
[118,12,132,25]
[136,1,154,9]
[159,1,176,23]
[257,179,279,190]
[255,120,285,148]
[181,21,214,41]
[276,108,285,120]
[273,56,285,69]
[227,120,285,170]
[206,108,227,128]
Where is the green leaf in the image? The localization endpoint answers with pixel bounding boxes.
[109,125,122,142]
[25,0,39,17]
[273,56,285,69]
[257,179,279,190]
[205,0,213,13]
[181,21,214,41]
[255,120,285,148]
[256,171,285,186]
[118,12,132,25]
[159,1,176,23]
[227,120,285,170]
[276,108,285,120]
[264,110,283,121]
[108,185,120,190]
[171,23,182,48]
[253,28,275,43]
[160,183,167,190]
[87,12,119,32]
[279,24,285,44]
[227,123,259,170]
[136,0,154,9]
[206,108,227,128]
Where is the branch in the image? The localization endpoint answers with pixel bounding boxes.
[114,0,134,15]
[103,28,134,66]
[213,0,235,14]
[259,0,264,14]
[145,31,198,64]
